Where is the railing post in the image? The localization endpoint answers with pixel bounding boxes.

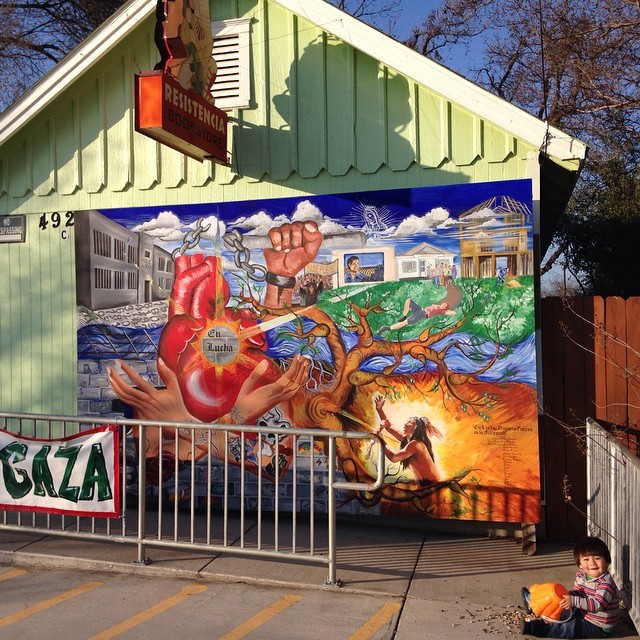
[136,424,147,564]
[586,419,594,533]
[325,436,341,587]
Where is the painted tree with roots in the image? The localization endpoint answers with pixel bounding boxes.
[234,273,536,515]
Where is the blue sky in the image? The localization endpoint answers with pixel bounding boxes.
[346,0,440,42]
[391,0,437,38]
[379,0,471,77]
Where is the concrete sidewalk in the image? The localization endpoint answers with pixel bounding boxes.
[0,519,637,639]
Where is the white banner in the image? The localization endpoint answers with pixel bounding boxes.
[0,426,120,517]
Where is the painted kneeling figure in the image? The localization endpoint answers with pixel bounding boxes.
[374,394,442,487]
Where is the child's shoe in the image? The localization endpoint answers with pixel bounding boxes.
[520,617,548,637]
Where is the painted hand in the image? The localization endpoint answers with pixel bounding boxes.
[263,221,323,277]
[108,358,194,423]
[231,355,310,424]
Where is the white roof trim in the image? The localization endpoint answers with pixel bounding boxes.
[278,0,587,163]
[0,0,156,145]
[1,0,587,163]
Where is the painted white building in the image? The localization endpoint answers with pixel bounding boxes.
[396,242,457,281]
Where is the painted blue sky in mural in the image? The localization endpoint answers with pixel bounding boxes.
[102,179,533,268]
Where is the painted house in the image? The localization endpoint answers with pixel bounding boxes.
[457,196,534,279]
[396,242,457,282]
[0,0,587,526]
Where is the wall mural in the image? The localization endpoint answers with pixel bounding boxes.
[75,179,540,522]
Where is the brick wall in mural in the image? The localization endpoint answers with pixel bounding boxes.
[75,179,540,522]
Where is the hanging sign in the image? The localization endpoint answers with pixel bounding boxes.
[135,0,228,163]
[0,426,120,517]
[136,72,228,163]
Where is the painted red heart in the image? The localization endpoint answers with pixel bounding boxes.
[158,254,268,422]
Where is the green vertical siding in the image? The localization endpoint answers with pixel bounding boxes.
[386,70,416,171]
[79,79,108,194]
[0,215,76,415]
[450,103,481,166]
[416,88,447,168]
[326,38,355,176]
[32,122,54,197]
[7,139,29,199]
[355,54,386,174]
[266,3,295,179]
[295,25,327,178]
[56,100,81,195]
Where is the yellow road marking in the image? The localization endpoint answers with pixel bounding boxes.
[218,594,303,640]
[0,568,27,581]
[0,580,103,628]
[347,601,402,640]
[88,584,208,640]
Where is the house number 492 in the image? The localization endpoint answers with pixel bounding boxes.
[39,211,74,231]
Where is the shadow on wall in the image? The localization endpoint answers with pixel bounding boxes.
[231,37,437,182]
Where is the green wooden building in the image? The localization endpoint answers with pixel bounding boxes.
[0,1,586,528]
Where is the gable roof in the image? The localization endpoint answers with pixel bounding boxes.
[0,0,153,144]
[397,242,457,258]
[278,0,586,165]
[0,0,587,167]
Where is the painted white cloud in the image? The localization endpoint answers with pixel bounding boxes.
[436,218,457,229]
[234,210,273,230]
[393,215,425,237]
[319,219,352,235]
[132,210,227,251]
[478,217,505,228]
[235,210,291,235]
[233,205,359,240]
[291,200,324,224]
[153,228,185,243]
[424,207,451,225]
[133,210,182,240]
[464,207,495,221]
[393,207,452,237]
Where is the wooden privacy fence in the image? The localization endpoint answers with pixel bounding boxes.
[540,296,640,541]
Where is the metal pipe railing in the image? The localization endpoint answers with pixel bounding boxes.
[0,411,384,585]
[586,418,639,630]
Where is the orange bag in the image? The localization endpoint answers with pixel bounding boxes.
[528,582,569,620]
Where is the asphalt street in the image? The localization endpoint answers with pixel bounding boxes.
[0,521,638,639]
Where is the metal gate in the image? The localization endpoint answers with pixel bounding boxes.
[586,418,639,629]
[0,412,384,586]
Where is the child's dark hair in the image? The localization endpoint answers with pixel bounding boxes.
[573,536,611,565]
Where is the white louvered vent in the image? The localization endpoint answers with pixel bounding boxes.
[210,18,251,110]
